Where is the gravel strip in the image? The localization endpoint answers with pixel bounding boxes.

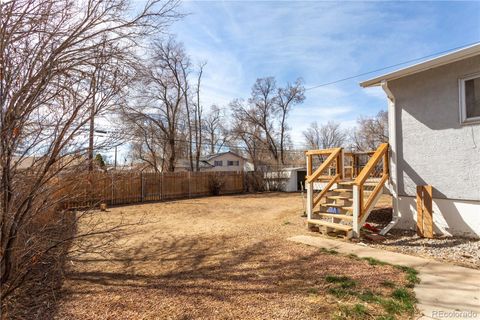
[367,229,480,269]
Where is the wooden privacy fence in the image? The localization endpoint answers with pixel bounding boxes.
[58,171,245,209]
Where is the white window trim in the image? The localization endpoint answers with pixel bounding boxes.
[459,71,480,125]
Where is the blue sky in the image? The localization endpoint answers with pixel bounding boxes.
[168,0,480,146]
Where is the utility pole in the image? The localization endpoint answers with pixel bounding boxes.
[88,75,96,172]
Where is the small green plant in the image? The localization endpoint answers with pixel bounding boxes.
[380,280,396,288]
[320,247,338,255]
[362,257,388,266]
[325,275,357,289]
[358,290,379,303]
[307,287,319,295]
[378,290,415,315]
[347,253,360,260]
[394,265,420,286]
[336,303,369,319]
[283,221,291,225]
[392,288,415,310]
[379,298,405,315]
[328,287,352,298]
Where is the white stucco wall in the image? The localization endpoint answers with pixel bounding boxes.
[389,55,480,201]
[396,196,480,238]
[386,54,480,238]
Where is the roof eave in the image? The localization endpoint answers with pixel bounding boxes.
[360,43,480,88]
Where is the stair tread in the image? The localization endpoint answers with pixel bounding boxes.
[334,188,353,193]
[326,195,352,200]
[307,219,353,231]
[317,213,353,221]
[336,181,381,187]
[320,203,344,208]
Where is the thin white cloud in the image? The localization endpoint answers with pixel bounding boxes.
[167,0,478,146]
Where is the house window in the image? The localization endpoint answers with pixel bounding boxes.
[460,73,480,124]
[227,160,239,166]
[214,160,223,166]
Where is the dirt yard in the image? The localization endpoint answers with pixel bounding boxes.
[52,193,415,319]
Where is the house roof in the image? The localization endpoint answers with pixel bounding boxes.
[201,151,247,161]
[360,43,480,88]
[175,158,213,169]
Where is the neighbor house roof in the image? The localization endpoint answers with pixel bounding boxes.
[201,151,247,161]
[175,158,213,169]
[360,43,480,88]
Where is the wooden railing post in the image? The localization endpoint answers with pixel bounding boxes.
[383,147,389,176]
[336,149,344,180]
[352,184,361,237]
[306,154,313,220]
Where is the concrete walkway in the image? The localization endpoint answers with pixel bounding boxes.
[288,235,480,320]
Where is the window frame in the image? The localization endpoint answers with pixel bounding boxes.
[227,160,239,166]
[459,71,480,125]
[214,160,223,167]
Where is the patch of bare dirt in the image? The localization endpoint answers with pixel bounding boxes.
[51,193,413,319]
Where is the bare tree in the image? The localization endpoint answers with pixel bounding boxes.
[248,77,280,162]
[0,0,180,305]
[203,105,229,154]
[193,62,207,171]
[233,77,305,165]
[303,121,347,149]
[125,37,189,172]
[122,112,167,172]
[350,110,388,151]
[276,78,305,164]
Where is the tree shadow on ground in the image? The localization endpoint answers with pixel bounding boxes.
[53,231,407,319]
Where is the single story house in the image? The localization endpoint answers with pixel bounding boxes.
[360,43,480,238]
[200,151,250,172]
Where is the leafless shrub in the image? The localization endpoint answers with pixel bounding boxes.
[0,0,182,312]
[208,173,226,196]
[350,110,388,151]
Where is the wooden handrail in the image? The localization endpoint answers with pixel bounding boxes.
[306,148,341,183]
[354,143,388,186]
[313,174,340,207]
[305,148,340,156]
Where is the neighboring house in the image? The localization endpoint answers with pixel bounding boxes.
[173,158,214,172]
[200,151,249,172]
[360,43,480,238]
[7,155,86,171]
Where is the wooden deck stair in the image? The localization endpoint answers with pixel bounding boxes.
[305,143,390,239]
[308,179,356,238]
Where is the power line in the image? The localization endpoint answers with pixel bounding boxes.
[305,41,480,91]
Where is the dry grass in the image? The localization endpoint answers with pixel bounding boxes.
[51,193,414,320]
